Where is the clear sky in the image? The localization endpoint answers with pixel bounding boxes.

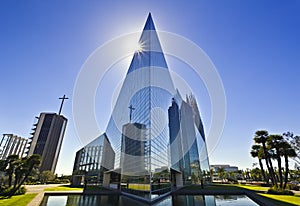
[0,1,299,175]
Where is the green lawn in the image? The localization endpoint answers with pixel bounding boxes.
[128,183,150,191]
[215,184,300,206]
[234,184,269,192]
[233,184,300,205]
[44,185,83,191]
[0,193,37,206]
[181,184,300,205]
[260,194,300,206]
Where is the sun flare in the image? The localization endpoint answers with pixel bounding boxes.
[135,41,144,53]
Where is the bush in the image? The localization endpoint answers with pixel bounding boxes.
[0,185,9,194]
[0,186,27,196]
[221,182,231,184]
[260,183,271,187]
[26,181,41,185]
[287,184,300,191]
[227,178,238,183]
[15,186,27,195]
[250,182,271,187]
[60,179,70,184]
[267,188,294,196]
[45,178,70,184]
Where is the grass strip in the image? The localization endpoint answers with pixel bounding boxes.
[44,185,83,191]
[0,193,38,206]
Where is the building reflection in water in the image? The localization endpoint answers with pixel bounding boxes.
[41,194,260,206]
[45,194,217,206]
[42,195,258,206]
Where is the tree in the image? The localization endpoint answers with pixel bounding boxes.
[40,170,55,184]
[0,159,8,187]
[217,167,226,182]
[250,168,262,181]
[0,159,7,171]
[228,171,236,182]
[5,155,19,187]
[283,132,300,165]
[13,158,26,189]
[267,134,284,189]
[251,130,299,191]
[251,144,266,182]
[245,168,251,180]
[253,130,277,187]
[281,141,297,189]
[9,154,41,197]
[209,168,214,178]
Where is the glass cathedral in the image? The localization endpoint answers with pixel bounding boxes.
[72,13,211,201]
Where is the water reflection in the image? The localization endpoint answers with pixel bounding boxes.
[164,195,216,206]
[215,195,259,206]
[40,195,258,206]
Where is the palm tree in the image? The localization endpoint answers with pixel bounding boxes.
[254,130,277,187]
[267,134,284,189]
[281,141,297,189]
[283,132,300,165]
[209,168,214,179]
[217,167,226,182]
[250,168,261,181]
[250,144,266,182]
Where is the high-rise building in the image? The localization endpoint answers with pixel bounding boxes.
[168,95,210,186]
[28,113,67,173]
[72,13,210,202]
[120,122,147,176]
[104,13,210,201]
[104,13,176,200]
[0,134,28,160]
[186,94,211,180]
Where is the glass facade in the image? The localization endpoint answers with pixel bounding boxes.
[72,133,115,185]
[72,13,211,202]
[168,96,211,186]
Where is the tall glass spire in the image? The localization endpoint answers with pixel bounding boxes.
[105,13,176,200]
[101,13,210,201]
[127,13,168,74]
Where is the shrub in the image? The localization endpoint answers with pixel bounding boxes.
[0,185,9,194]
[14,186,27,195]
[227,178,238,183]
[260,183,271,187]
[267,188,294,196]
[46,178,70,184]
[60,179,70,184]
[0,186,27,196]
[287,184,300,191]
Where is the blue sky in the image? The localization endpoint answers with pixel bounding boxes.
[0,1,299,175]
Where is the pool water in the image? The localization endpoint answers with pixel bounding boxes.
[40,195,259,206]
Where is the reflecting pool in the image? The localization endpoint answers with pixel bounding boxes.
[40,195,259,206]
